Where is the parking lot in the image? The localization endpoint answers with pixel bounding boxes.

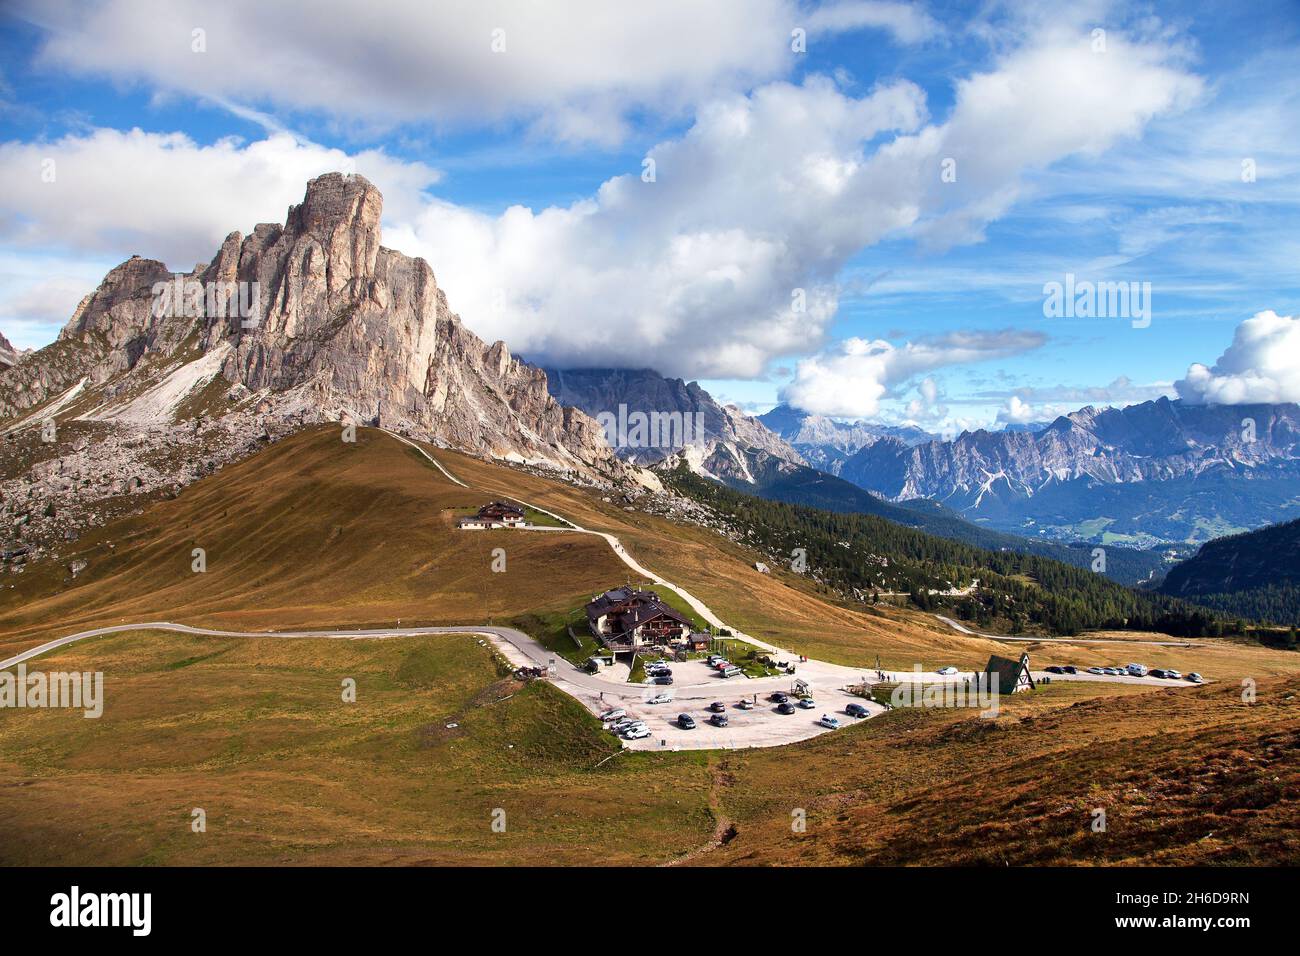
[588,650,888,751]
[598,688,886,750]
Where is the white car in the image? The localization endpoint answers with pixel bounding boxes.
[623,725,652,740]
[1126,663,1149,677]
[1186,672,1204,683]
[818,715,840,729]
[936,666,959,676]
[600,708,626,722]
[1165,669,1183,680]
[646,692,672,705]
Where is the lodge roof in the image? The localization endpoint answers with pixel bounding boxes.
[983,652,1032,694]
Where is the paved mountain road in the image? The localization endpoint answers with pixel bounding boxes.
[0,430,1202,751]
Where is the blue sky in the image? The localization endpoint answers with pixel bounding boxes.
[2,0,1298,435]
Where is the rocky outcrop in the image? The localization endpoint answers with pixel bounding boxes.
[544,366,803,483]
[757,403,933,474]
[0,173,621,476]
[0,331,23,369]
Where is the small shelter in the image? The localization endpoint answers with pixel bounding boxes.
[982,652,1034,694]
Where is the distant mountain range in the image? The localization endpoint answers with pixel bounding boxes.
[756,403,933,473]
[542,367,1167,584]
[836,398,1300,546]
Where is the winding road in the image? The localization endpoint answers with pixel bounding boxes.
[1,429,1203,750]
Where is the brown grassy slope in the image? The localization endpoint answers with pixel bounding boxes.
[0,426,627,659]
[5,426,1297,683]
[432,446,1018,668]
[3,627,1295,866]
[698,675,1300,866]
[428,444,1300,680]
[0,629,715,866]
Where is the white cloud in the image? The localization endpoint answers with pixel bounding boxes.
[21,0,933,147]
[0,254,114,350]
[0,129,440,268]
[903,376,948,422]
[1,23,1202,382]
[995,395,1068,426]
[780,329,1047,418]
[804,1,939,44]
[1176,310,1300,405]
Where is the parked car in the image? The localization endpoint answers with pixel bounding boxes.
[776,702,796,715]
[709,713,729,727]
[1186,672,1204,683]
[600,708,626,722]
[1087,667,1105,675]
[612,717,637,731]
[624,725,651,740]
[619,721,647,735]
[708,701,726,713]
[818,715,841,729]
[719,666,743,678]
[769,692,789,703]
[845,702,869,718]
[1102,667,1122,676]
[1163,669,1182,680]
[1149,668,1168,678]
[1063,665,1078,674]
[937,666,959,676]
[677,714,696,729]
[1044,665,1064,674]
[736,699,755,710]
[797,698,816,709]
[646,692,672,705]
[653,675,674,685]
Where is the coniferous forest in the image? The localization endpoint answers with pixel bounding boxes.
[665,467,1234,638]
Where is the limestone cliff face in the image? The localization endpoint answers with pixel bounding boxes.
[543,366,804,483]
[0,174,620,476]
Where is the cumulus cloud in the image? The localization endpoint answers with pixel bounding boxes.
[995,395,1072,426]
[0,254,114,349]
[21,0,934,147]
[904,376,948,422]
[1176,311,1300,405]
[780,329,1046,418]
[0,129,440,268]
[1,22,1201,381]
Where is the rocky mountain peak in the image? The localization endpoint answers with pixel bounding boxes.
[1,175,634,557]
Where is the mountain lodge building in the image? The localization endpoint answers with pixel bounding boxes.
[982,652,1035,694]
[457,501,526,529]
[585,586,702,652]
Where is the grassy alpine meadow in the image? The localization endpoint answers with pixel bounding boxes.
[3,628,1296,867]
[0,628,716,866]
